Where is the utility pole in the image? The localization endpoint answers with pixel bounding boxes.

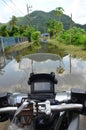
[0,37,6,68]
[26,3,32,25]
[27,4,32,15]
[69,13,72,74]
[26,3,32,42]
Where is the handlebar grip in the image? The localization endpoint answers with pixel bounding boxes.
[51,104,83,111]
[0,107,17,112]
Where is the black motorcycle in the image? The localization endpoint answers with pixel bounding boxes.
[0,53,86,130]
[0,72,86,130]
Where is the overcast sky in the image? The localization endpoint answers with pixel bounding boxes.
[0,0,86,25]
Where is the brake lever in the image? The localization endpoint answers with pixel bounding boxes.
[14,100,29,116]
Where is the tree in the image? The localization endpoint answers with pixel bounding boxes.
[9,25,19,36]
[24,26,35,42]
[0,25,9,36]
[55,7,64,41]
[9,15,17,27]
[55,22,63,40]
[9,16,18,36]
[61,26,86,45]
[32,31,41,41]
[47,19,58,37]
[55,7,64,21]
[19,25,25,35]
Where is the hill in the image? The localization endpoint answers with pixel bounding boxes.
[18,10,86,32]
[0,10,86,33]
[30,10,74,32]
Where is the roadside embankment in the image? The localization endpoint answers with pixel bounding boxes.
[49,39,86,59]
[5,41,32,53]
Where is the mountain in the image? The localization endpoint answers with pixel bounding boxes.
[0,10,86,33]
[16,10,75,32]
[18,10,86,32]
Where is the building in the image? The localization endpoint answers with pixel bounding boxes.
[41,33,50,42]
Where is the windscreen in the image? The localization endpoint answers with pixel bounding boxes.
[0,53,86,94]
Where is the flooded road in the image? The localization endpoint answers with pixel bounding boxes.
[57,55,86,91]
[0,54,86,93]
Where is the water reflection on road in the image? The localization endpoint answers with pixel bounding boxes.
[0,55,86,92]
[57,55,86,91]
[0,60,26,92]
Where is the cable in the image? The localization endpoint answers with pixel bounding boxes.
[0,0,6,6]
[2,0,13,10]
[1,0,30,23]
[1,0,21,16]
[25,0,28,4]
[10,0,31,23]
[10,0,25,16]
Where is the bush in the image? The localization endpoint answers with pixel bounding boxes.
[32,31,41,41]
[79,35,86,49]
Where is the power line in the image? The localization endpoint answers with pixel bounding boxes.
[10,0,32,22]
[1,0,31,24]
[0,0,6,7]
[25,0,31,4]
[1,0,22,17]
[2,0,28,17]
[10,0,25,16]
[2,0,16,13]
[25,0,28,4]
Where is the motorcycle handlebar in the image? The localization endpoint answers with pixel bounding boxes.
[0,100,83,115]
[38,100,83,115]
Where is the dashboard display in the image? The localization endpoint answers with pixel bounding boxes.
[34,82,51,92]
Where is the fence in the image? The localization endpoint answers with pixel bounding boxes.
[0,37,28,54]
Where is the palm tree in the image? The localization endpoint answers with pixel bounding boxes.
[55,7,64,21]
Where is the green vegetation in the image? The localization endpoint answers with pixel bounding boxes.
[0,16,41,42]
[0,8,86,60]
[48,39,86,59]
[45,8,86,59]
[60,27,86,50]
[55,7,64,21]
[0,10,86,33]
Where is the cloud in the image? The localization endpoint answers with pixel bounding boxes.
[0,0,86,24]
[68,0,86,24]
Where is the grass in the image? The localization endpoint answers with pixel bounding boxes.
[5,41,31,53]
[49,39,86,59]
[5,39,86,60]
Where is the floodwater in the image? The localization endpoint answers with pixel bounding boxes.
[0,53,86,93]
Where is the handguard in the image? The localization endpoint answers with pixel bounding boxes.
[0,93,11,122]
[71,88,86,115]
